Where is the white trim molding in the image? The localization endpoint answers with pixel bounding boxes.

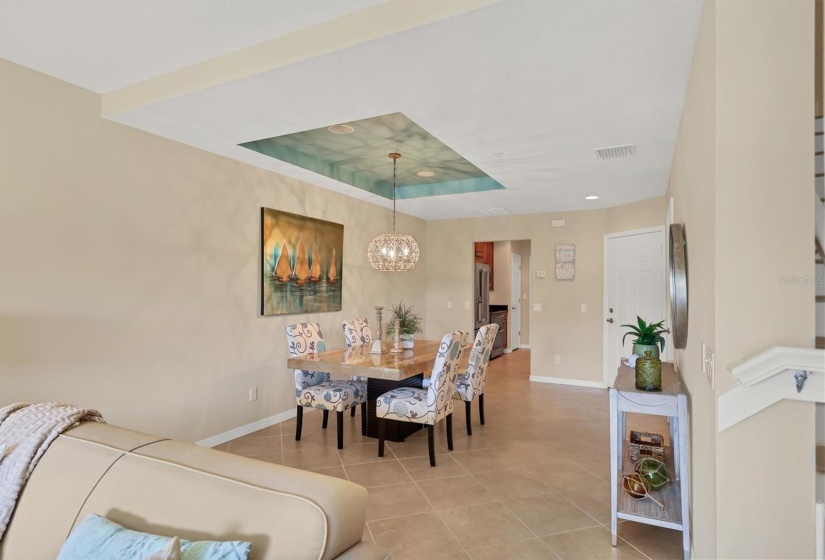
[717,346,825,432]
[195,407,297,447]
[530,375,605,389]
[520,344,531,349]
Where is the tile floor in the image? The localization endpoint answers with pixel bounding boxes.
[217,350,684,560]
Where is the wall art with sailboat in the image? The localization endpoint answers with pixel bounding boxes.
[260,208,343,316]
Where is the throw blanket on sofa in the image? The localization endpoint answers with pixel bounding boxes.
[0,402,104,540]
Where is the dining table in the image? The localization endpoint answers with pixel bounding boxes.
[287,339,446,442]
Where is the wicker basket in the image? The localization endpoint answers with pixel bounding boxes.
[629,431,664,463]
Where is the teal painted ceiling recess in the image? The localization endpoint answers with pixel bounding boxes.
[239,112,505,200]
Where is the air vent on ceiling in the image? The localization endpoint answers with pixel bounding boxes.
[595,144,636,160]
[476,207,512,217]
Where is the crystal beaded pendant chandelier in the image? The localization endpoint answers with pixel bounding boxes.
[367,153,420,272]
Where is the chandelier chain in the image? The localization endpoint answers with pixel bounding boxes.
[392,155,397,232]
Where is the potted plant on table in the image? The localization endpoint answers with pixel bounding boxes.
[385,301,423,349]
[621,316,668,359]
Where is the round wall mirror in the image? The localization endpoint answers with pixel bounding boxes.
[669,223,688,349]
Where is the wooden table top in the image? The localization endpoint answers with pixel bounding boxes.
[287,339,445,381]
[613,361,683,396]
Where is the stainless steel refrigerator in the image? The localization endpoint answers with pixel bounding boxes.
[474,263,490,336]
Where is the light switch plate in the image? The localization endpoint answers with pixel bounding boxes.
[551,219,566,227]
[580,304,587,313]
[533,303,543,312]
[554,355,561,364]
[536,271,547,278]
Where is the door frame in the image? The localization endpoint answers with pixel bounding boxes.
[602,225,667,388]
[510,252,522,350]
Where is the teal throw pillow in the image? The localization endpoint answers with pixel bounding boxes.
[57,513,251,560]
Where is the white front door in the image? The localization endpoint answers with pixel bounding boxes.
[604,228,665,386]
[510,253,522,350]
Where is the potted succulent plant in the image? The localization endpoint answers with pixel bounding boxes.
[622,316,668,359]
[385,301,423,349]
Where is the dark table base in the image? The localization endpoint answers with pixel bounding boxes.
[365,374,424,442]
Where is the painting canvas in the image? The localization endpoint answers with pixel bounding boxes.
[261,208,343,316]
[555,244,575,281]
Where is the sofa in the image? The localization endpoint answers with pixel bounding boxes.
[1,422,388,559]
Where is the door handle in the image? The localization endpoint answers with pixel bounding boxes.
[606,318,614,323]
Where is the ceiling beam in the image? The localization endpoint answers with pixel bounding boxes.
[101,0,503,117]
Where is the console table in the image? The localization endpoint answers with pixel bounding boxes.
[609,362,690,560]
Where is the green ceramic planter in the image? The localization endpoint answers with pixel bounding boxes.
[632,343,660,359]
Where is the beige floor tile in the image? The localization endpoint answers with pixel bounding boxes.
[472,469,554,499]
[504,494,601,537]
[346,460,413,487]
[559,484,611,524]
[339,441,389,466]
[443,432,495,453]
[418,474,497,510]
[282,447,342,470]
[532,462,608,492]
[542,526,647,560]
[439,501,534,549]
[387,437,445,459]
[246,452,282,465]
[227,436,281,457]
[431,552,471,560]
[616,521,685,560]
[467,538,558,560]
[366,483,433,521]
[368,512,462,560]
[399,454,469,481]
[451,449,512,474]
[234,424,282,440]
[310,466,348,480]
[362,524,373,543]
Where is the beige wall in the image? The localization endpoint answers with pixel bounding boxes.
[425,197,666,385]
[0,60,428,442]
[666,1,816,557]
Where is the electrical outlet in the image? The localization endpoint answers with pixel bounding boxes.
[464,301,470,309]
[249,387,257,402]
[536,271,547,278]
[533,303,543,312]
[580,304,587,313]
[447,300,452,309]
[555,355,561,364]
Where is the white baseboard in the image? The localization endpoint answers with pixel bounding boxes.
[195,408,297,448]
[529,375,605,389]
[520,344,531,349]
[503,348,513,354]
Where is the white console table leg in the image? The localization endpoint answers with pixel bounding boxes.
[609,388,619,546]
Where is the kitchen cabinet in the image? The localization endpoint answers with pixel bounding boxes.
[474,242,494,290]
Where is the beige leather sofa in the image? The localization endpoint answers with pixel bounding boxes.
[1,422,388,560]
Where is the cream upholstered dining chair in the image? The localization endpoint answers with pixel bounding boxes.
[286,322,367,449]
[455,323,498,436]
[376,331,468,467]
[341,317,372,429]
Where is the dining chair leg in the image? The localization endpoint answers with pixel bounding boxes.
[427,425,436,467]
[322,410,329,430]
[479,393,485,425]
[446,413,454,451]
[378,419,386,457]
[465,401,473,436]
[295,406,303,441]
[337,410,344,449]
[351,407,356,417]
[361,402,367,436]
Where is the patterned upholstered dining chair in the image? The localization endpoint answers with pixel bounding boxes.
[455,323,498,435]
[341,318,373,429]
[285,322,367,449]
[376,331,468,466]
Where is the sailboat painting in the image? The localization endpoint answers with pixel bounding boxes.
[261,208,343,316]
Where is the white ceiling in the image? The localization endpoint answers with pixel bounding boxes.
[0,0,703,221]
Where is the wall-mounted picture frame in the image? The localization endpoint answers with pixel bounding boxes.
[555,244,575,281]
[260,208,343,316]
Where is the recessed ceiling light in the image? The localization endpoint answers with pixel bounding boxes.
[327,124,355,134]
[585,195,599,200]
[416,170,436,178]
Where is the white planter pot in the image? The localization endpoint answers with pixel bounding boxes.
[400,334,415,349]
